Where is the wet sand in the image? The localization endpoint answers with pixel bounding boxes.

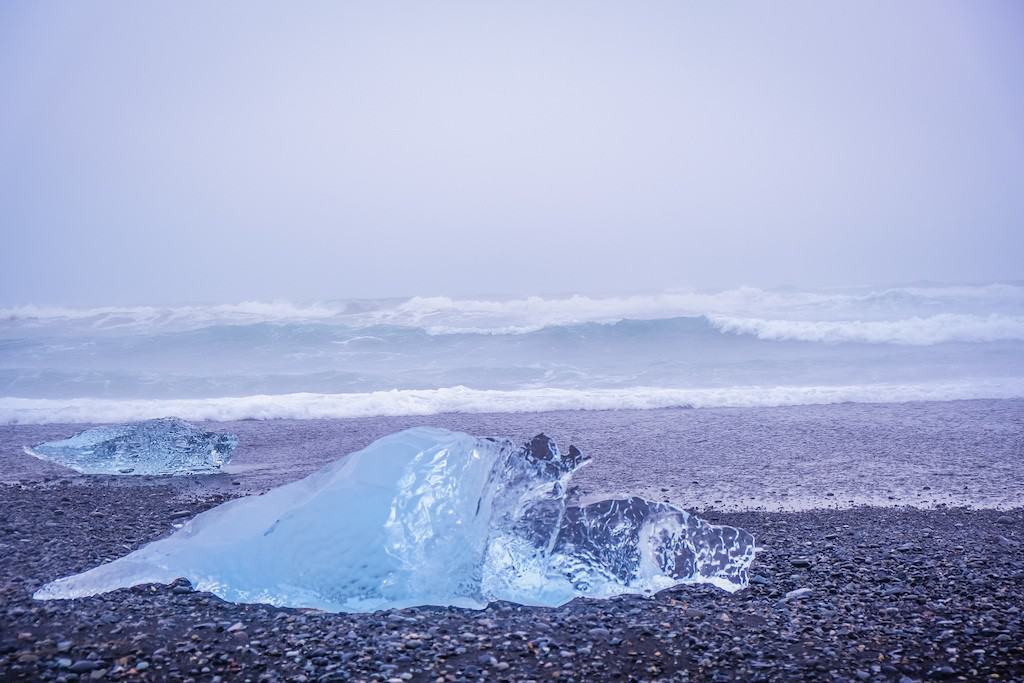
[5,399,1022,510]
[2,400,1023,681]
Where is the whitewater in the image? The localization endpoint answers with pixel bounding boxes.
[2,283,1023,423]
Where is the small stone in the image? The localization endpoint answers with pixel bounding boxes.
[790,558,812,568]
[782,587,813,602]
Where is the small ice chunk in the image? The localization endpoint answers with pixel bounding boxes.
[550,497,754,595]
[25,417,236,475]
[35,427,754,611]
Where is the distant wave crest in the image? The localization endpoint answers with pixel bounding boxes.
[709,313,1024,345]
[4,283,1022,335]
[3,381,1023,424]
[0,301,342,331]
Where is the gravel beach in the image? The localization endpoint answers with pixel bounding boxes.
[2,401,1023,682]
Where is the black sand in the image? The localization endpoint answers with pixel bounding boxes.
[2,401,1023,681]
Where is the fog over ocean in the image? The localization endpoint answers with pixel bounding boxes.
[3,282,1022,424]
[4,2,1024,680]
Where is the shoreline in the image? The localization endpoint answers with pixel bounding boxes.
[4,399,1022,511]
[4,384,1024,425]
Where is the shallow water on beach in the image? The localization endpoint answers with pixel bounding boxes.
[3,398,1022,512]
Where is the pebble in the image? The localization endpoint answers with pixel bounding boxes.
[782,587,813,602]
[2,466,1023,683]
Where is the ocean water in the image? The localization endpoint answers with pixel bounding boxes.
[2,283,1023,423]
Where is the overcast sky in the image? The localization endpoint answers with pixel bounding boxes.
[1,1,1022,306]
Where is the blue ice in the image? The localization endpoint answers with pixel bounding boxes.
[26,417,236,475]
[35,428,755,611]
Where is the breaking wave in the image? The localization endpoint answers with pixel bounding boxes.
[4,380,1023,424]
[4,283,1022,335]
[0,301,344,331]
[4,283,1023,419]
[710,313,1024,345]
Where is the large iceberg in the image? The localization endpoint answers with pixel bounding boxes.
[26,417,237,475]
[36,428,755,611]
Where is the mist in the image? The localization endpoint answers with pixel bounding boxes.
[1,0,1022,306]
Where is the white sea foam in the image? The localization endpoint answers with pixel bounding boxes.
[4,283,1021,335]
[3,380,1022,424]
[0,301,343,331]
[709,313,1024,345]
[4,285,1023,417]
[370,285,1024,333]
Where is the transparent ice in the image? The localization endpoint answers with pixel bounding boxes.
[35,427,755,611]
[26,417,236,475]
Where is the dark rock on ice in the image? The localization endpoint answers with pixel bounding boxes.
[525,433,589,475]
